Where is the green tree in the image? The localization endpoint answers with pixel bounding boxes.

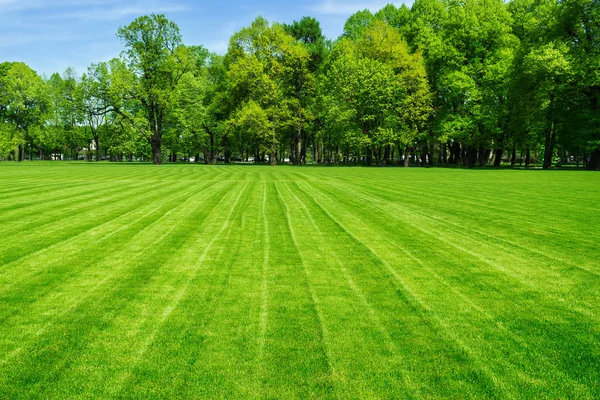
[410,0,518,167]
[80,62,114,161]
[47,68,85,160]
[284,17,326,164]
[555,0,600,170]
[343,9,375,39]
[519,42,572,169]
[227,17,310,165]
[116,14,193,164]
[177,47,228,164]
[227,100,275,164]
[0,62,49,161]
[326,20,432,166]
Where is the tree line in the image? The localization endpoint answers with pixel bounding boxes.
[1,0,599,170]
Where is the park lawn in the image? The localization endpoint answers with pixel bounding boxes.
[0,163,599,399]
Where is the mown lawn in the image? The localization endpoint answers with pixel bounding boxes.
[0,163,599,399]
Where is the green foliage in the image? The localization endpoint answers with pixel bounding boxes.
[0,122,17,158]
[227,100,276,160]
[1,3,599,168]
[116,14,193,164]
[0,62,49,159]
[176,49,227,163]
[284,16,328,70]
[45,68,86,157]
[343,9,375,39]
[225,16,317,164]
[326,20,432,165]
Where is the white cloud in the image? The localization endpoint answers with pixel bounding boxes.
[0,0,119,12]
[191,19,254,55]
[0,0,189,20]
[50,4,190,21]
[0,0,19,7]
[0,31,89,48]
[204,39,229,54]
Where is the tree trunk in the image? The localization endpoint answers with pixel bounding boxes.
[543,126,556,170]
[542,93,555,170]
[209,131,215,163]
[151,138,162,165]
[373,147,382,166]
[452,142,461,164]
[302,134,308,164]
[428,146,434,166]
[204,152,215,164]
[420,146,427,166]
[383,145,390,166]
[494,147,503,167]
[149,106,163,165]
[290,130,296,164]
[587,147,600,171]
[478,145,487,167]
[466,146,477,168]
[525,148,531,168]
[221,134,231,163]
[442,142,448,164]
[295,127,302,166]
[94,136,100,162]
[543,130,553,170]
[510,146,517,167]
[295,76,304,165]
[404,147,411,168]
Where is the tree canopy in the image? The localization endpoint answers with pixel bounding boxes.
[1,2,599,170]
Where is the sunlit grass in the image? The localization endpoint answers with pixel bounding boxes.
[0,163,598,399]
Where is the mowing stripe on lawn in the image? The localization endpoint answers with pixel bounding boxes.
[0,182,234,398]
[315,177,600,316]
[0,181,223,324]
[0,164,598,400]
[294,180,509,397]
[0,181,230,365]
[301,177,598,398]
[298,179,594,397]
[0,178,193,267]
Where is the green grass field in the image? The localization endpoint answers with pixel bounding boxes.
[0,163,599,399]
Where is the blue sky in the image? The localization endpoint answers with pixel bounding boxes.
[0,0,407,77]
